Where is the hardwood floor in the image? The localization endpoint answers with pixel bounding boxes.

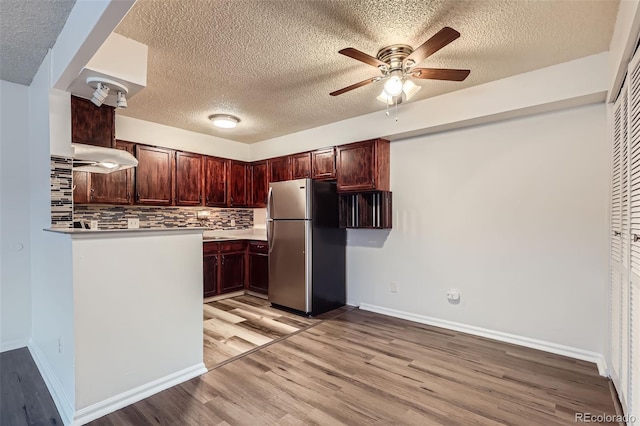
[1,347,62,426]
[203,295,321,369]
[93,308,618,425]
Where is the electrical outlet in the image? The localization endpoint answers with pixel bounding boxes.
[90,220,98,230]
[390,282,398,293]
[230,218,236,227]
[58,338,63,355]
[128,218,139,229]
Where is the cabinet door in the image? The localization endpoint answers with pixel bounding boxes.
[203,253,219,298]
[175,151,203,206]
[290,152,311,179]
[336,140,376,192]
[228,161,248,207]
[268,156,291,182]
[71,96,115,148]
[312,147,336,180]
[73,171,90,204]
[250,161,268,207]
[135,145,174,205]
[89,140,134,204]
[220,253,245,293]
[248,253,269,295]
[204,156,228,207]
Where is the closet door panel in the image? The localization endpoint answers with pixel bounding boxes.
[627,51,640,419]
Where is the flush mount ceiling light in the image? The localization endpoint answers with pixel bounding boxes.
[87,77,129,108]
[209,114,240,129]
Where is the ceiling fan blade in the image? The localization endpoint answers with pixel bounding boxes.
[405,27,461,65]
[411,68,470,81]
[339,48,386,68]
[330,77,379,96]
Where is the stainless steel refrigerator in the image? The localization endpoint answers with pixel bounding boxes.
[267,178,346,315]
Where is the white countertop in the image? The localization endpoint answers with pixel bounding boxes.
[203,228,267,241]
[45,227,207,239]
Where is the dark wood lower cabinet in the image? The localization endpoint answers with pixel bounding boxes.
[203,253,219,298]
[220,253,245,293]
[203,241,247,298]
[203,240,268,299]
[247,241,269,295]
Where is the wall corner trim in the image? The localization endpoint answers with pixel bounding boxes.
[72,362,207,425]
[28,340,74,426]
[358,303,608,377]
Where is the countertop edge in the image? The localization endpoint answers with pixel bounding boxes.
[44,227,207,238]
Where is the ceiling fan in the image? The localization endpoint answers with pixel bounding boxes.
[330,27,470,104]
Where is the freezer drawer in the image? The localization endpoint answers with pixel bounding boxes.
[268,220,311,312]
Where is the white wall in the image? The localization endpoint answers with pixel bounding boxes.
[348,103,610,354]
[72,231,205,422]
[28,53,77,423]
[116,115,251,161]
[0,80,32,351]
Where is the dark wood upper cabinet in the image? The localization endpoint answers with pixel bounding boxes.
[175,151,203,206]
[71,96,115,148]
[336,139,390,192]
[312,147,336,180]
[135,145,174,205]
[290,152,311,180]
[88,140,134,205]
[268,156,291,182]
[228,161,248,207]
[73,171,89,204]
[250,160,268,208]
[204,156,228,207]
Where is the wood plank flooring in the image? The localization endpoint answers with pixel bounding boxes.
[93,308,618,425]
[1,347,62,426]
[203,295,322,369]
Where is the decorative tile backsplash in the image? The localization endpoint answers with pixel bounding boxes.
[51,156,73,228]
[74,205,253,230]
[49,156,253,230]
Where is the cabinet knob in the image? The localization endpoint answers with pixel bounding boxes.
[614,230,621,236]
[634,234,640,242]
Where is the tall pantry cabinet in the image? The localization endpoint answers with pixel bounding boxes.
[609,47,640,422]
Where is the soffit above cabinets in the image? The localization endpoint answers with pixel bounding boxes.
[113,0,619,144]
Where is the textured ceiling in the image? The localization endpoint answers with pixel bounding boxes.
[115,0,619,144]
[0,0,76,85]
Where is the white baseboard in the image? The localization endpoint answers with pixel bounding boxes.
[1,337,30,353]
[72,362,207,425]
[28,340,74,425]
[359,303,608,377]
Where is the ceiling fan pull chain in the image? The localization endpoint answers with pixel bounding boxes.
[395,97,399,122]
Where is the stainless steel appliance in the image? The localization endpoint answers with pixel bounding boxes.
[267,178,346,315]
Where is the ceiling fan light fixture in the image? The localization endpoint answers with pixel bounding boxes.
[209,114,240,129]
[402,80,421,100]
[383,74,404,97]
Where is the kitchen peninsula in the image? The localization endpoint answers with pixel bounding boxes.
[41,227,206,424]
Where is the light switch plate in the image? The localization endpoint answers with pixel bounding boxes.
[90,220,98,230]
[128,218,140,229]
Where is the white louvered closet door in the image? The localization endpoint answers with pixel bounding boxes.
[621,81,631,413]
[612,87,624,395]
[628,50,640,423]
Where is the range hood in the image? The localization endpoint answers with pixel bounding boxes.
[72,143,138,174]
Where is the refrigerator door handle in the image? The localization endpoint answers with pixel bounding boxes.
[267,187,274,253]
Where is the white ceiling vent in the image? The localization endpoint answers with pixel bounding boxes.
[68,33,147,107]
